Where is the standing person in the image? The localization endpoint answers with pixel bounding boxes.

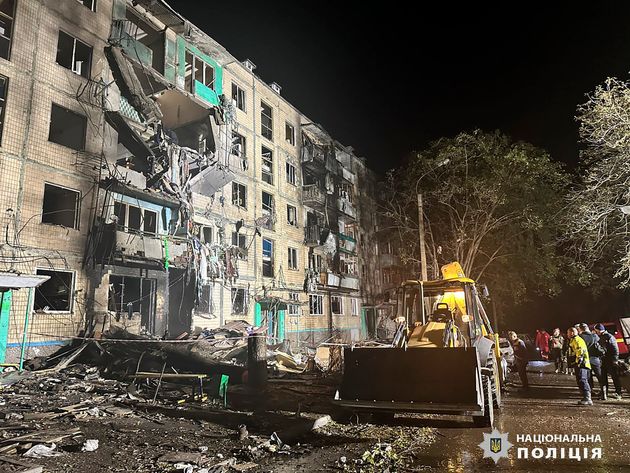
[593,323,623,400]
[578,323,606,398]
[567,326,592,405]
[508,331,529,391]
[535,329,550,360]
[549,328,565,374]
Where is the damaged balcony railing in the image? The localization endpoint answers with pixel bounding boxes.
[337,197,356,220]
[305,225,323,246]
[303,184,326,207]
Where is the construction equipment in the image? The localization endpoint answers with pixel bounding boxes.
[334,262,502,427]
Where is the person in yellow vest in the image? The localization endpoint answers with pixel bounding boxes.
[567,326,592,405]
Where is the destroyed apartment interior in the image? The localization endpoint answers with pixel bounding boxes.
[0,0,410,471]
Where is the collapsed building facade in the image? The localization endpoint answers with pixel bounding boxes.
[0,0,385,363]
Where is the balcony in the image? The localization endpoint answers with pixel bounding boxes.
[337,197,356,221]
[341,167,356,185]
[340,274,360,291]
[305,225,323,246]
[303,184,326,208]
[379,253,401,267]
[338,233,357,255]
[319,271,341,288]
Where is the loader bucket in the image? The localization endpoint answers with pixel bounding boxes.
[336,346,484,415]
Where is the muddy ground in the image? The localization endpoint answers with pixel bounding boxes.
[0,361,629,472]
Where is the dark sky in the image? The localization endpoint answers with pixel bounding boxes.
[172,2,630,173]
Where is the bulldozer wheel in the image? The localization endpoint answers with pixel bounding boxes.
[472,375,494,427]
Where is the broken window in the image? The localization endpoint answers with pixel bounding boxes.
[232,132,247,171]
[261,146,273,185]
[48,104,86,151]
[198,285,213,313]
[261,101,273,141]
[231,82,246,111]
[287,204,297,227]
[185,51,214,94]
[351,298,360,316]
[285,122,295,146]
[288,247,298,270]
[232,182,247,209]
[288,292,300,316]
[42,183,80,229]
[331,296,343,315]
[262,238,274,277]
[231,288,247,315]
[285,162,296,186]
[0,0,15,60]
[108,275,156,322]
[309,294,323,316]
[76,0,96,12]
[262,191,274,217]
[0,75,8,145]
[34,269,73,312]
[232,231,247,259]
[114,201,158,235]
[309,254,322,272]
[56,31,92,78]
[200,226,213,244]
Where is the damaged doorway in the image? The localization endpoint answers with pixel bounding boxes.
[108,276,156,333]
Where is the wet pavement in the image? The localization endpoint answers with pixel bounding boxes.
[412,361,630,472]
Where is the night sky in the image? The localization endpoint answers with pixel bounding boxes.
[171,2,630,330]
[172,2,630,173]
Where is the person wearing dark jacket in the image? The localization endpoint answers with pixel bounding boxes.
[508,330,529,390]
[578,323,606,399]
[593,323,622,400]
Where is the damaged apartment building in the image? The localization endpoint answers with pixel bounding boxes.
[0,0,384,364]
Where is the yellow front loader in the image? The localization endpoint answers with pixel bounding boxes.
[334,262,502,427]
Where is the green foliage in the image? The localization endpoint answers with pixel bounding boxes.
[381,130,570,317]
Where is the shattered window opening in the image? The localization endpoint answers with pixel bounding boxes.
[34,269,74,313]
[331,295,343,315]
[232,182,247,209]
[41,183,80,229]
[309,294,323,316]
[288,292,300,316]
[262,238,274,278]
[285,162,296,186]
[56,30,92,78]
[76,0,96,12]
[113,200,159,236]
[286,204,297,226]
[309,254,322,272]
[285,122,295,146]
[232,132,247,170]
[262,191,274,217]
[185,50,215,94]
[351,298,360,316]
[198,285,214,313]
[48,104,87,151]
[231,231,247,260]
[261,101,273,141]
[0,0,15,60]
[0,75,8,144]
[108,276,156,324]
[288,247,298,270]
[231,82,246,111]
[261,145,273,185]
[200,226,213,244]
[231,288,247,315]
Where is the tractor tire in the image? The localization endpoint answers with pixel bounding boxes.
[473,374,494,427]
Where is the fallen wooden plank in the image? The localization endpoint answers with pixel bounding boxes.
[0,455,43,473]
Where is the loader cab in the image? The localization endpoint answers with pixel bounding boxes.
[398,278,486,347]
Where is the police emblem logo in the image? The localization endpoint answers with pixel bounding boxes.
[490,438,502,453]
[479,429,512,464]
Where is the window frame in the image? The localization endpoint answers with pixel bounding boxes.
[231,82,246,112]
[285,122,295,146]
[231,287,247,315]
[288,292,300,316]
[41,183,81,230]
[309,294,323,316]
[262,238,274,278]
[0,74,9,146]
[261,101,273,141]
[232,182,247,209]
[351,298,360,316]
[285,161,296,186]
[185,51,215,94]
[288,247,298,270]
[286,204,297,227]
[0,0,16,61]
[76,0,97,11]
[56,30,93,79]
[113,200,158,236]
[34,268,75,313]
[331,295,343,315]
[261,145,273,185]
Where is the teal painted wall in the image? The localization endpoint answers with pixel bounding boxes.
[254,303,262,326]
[0,291,11,363]
[176,36,223,106]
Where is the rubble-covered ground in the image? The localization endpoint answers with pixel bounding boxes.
[0,362,436,473]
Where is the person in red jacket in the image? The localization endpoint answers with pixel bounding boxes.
[535,329,551,360]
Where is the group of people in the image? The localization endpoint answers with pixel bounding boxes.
[508,324,624,405]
